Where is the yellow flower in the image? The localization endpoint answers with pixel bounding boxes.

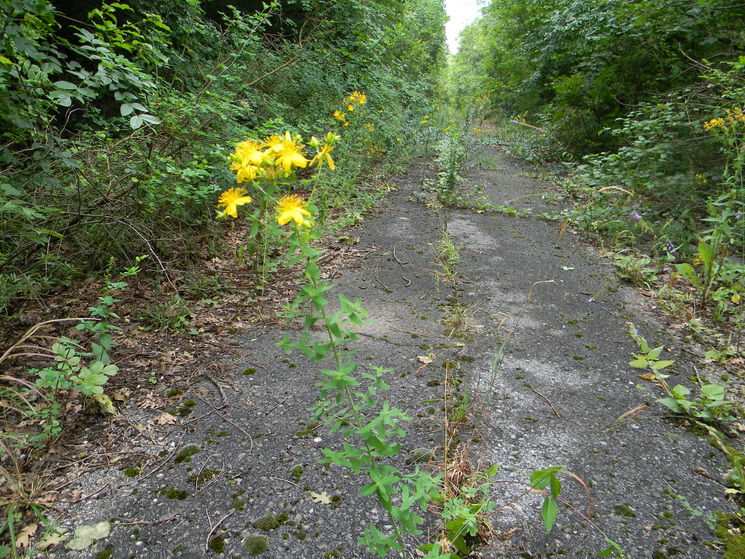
[347,104,355,112]
[703,117,726,130]
[364,122,375,131]
[230,160,262,183]
[276,194,312,227]
[266,131,309,174]
[347,91,367,104]
[217,187,253,219]
[233,139,266,166]
[230,139,269,183]
[311,143,336,170]
[333,110,346,122]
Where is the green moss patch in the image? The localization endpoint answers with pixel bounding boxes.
[244,533,269,555]
[174,444,201,464]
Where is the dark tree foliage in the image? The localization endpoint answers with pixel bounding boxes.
[452,0,745,155]
[0,0,447,313]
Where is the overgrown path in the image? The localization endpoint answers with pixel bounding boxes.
[56,144,731,558]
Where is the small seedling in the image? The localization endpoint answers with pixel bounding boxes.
[627,323,675,385]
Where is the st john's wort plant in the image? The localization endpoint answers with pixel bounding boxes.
[218,129,442,557]
[218,129,339,287]
[275,202,442,558]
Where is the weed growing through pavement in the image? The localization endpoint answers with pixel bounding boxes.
[219,126,449,557]
[626,323,676,387]
[435,233,460,283]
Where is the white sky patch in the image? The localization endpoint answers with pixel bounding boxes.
[445,0,484,53]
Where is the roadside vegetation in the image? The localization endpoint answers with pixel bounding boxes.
[449,0,745,553]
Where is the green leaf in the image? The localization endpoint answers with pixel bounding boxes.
[698,240,714,266]
[647,346,664,360]
[670,384,690,397]
[140,113,161,125]
[598,537,623,556]
[541,497,558,533]
[49,90,72,106]
[701,384,725,401]
[0,183,22,196]
[53,80,78,90]
[657,396,683,414]
[650,360,675,370]
[675,263,701,288]
[530,466,561,490]
[628,358,648,368]
[549,474,562,498]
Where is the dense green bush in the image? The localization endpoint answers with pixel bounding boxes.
[0,0,447,314]
[450,0,745,158]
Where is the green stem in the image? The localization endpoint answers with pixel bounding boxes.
[308,258,407,554]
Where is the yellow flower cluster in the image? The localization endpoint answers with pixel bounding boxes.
[346,91,367,105]
[703,108,745,131]
[227,131,340,186]
[217,131,340,221]
[230,131,309,183]
[703,117,726,131]
[332,91,367,126]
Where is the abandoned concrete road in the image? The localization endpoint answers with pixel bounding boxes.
[51,142,733,559]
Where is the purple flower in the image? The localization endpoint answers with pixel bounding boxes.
[666,240,675,253]
[736,211,743,220]
[631,212,642,222]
